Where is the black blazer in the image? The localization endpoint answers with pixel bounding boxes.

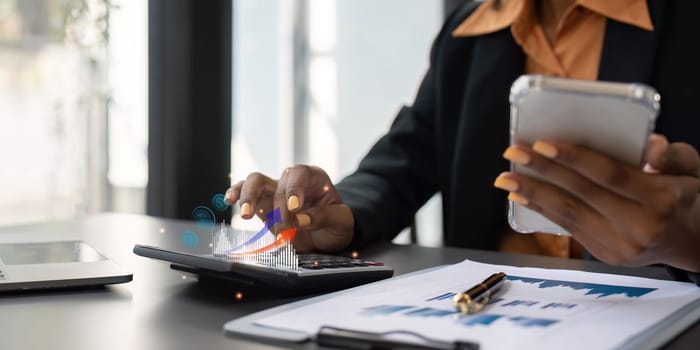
[336,1,700,253]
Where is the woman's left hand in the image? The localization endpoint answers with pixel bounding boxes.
[494,134,700,272]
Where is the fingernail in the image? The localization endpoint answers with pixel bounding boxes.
[494,174,519,192]
[296,213,310,227]
[287,195,300,211]
[241,202,251,217]
[533,141,558,159]
[508,192,529,205]
[224,192,232,203]
[503,146,531,165]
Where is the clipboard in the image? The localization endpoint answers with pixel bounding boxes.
[223,259,700,350]
[222,266,472,349]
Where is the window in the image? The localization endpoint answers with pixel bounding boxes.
[0,0,147,226]
[232,0,444,245]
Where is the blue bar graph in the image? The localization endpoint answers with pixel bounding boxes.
[361,304,561,329]
[508,316,559,328]
[404,307,459,318]
[426,292,456,301]
[506,275,657,298]
[456,314,504,327]
[362,305,415,316]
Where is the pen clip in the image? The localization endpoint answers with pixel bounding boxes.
[316,326,479,350]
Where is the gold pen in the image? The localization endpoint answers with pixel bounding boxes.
[453,272,507,314]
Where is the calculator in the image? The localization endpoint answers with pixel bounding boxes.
[133,244,394,294]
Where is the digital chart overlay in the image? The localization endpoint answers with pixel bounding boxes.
[211,208,300,270]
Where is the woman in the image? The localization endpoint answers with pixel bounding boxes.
[226,0,700,283]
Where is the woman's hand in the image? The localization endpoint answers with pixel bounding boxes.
[494,134,700,272]
[225,165,354,252]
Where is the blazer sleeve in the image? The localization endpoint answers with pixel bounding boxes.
[334,3,478,248]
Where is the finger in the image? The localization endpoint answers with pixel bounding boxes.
[518,195,640,266]
[296,204,354,252]
[252,196,276,221]
[225,181,244,204]
[529,141,667,205]
[502,146,648,230]
[284,165,311,212]
[499,172,644,265]
[650,142,700,177]
[642,134,668,169]
[272,169,294,232]
[239,172,276,219]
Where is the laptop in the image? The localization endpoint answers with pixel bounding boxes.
[0,240,132,292]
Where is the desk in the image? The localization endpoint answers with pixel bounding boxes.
[0,214,697,350]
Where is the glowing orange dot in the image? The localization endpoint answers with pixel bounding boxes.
[351,251,359,259]
[258,208,264,214]
[313,261,319,267]
[323,185,330,192]
[235,292,243,300]
[159,227,165,234]
[181,275,187,280]
[208,243,214,248]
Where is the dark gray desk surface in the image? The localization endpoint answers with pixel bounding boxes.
[0,214,697,350]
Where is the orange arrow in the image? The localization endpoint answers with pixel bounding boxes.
[231,228,297,256]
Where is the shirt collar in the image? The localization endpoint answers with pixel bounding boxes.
[452,0,654,37]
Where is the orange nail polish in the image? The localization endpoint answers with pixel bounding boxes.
[503,147,531,165]
[508,192,529,205]
[287,195,300,211]
[241,202,251,217]
[296,213,311,227]
[494,175,519,192]
[533,141,558,159]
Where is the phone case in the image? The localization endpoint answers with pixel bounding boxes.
[508,75,660,235]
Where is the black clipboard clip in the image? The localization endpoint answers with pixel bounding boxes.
[316,326,479,350]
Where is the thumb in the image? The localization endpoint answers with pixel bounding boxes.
[295,204,353,232]
[647,141,700,178]
[642,134,668,173]
[295,204,354,252]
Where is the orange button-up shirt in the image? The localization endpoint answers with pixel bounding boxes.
[452,0,653,258]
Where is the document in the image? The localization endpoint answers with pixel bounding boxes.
[255,259,700,350]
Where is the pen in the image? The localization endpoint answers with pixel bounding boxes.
[453,272,507,314]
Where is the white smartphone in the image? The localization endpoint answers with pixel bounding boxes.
[508,75,660,235]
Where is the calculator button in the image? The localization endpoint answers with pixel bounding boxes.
[301,264,322,270]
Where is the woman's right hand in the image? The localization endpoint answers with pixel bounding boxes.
[225,165,354,252]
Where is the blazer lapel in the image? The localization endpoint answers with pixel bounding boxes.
[447,29,524,249]
[597,0,665,83]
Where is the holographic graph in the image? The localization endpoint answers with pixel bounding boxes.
[361,305,559,328]
[192,206,216,230]
[212,208,300,271]
[211,193,230,212]
[505,275,657,298]
[181,230,200,249]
